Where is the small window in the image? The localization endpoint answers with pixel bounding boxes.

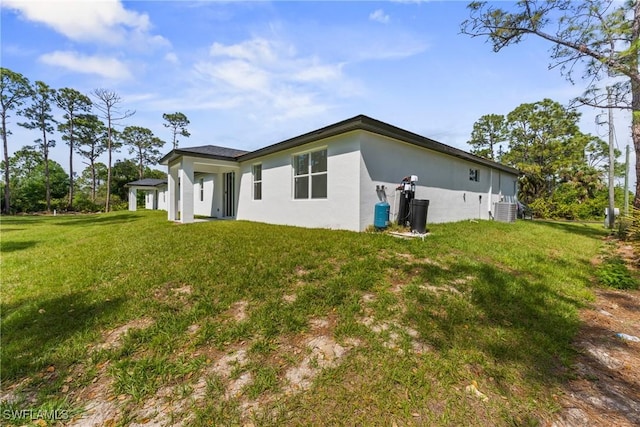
[199,178,204,201]
[252,164,262,200]
[469,169,479,182]
[293,149,327,199]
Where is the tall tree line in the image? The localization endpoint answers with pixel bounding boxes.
[0,67,190,214]
[468,98,624,219]
[461,0,640,208]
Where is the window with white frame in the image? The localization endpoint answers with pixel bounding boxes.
[252,164,262,200]
[469,168,479,182]
[199,178,204,201]
[293,149,327,199]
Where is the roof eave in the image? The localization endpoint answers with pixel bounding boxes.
[160,149,242,165]
[238,115,519,175]
[358,117,520,175]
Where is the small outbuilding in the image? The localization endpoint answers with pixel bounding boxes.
[125,178,168,212]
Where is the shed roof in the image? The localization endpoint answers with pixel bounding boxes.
[125,178,168,187]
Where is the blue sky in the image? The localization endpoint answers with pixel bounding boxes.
[1,0,634,189]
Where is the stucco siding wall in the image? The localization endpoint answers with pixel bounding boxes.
[236,133,362,231]
[499,171,518,201]
[359,132,519,228]
[488,170,518,212]
[157,187,168,211]
[145,192,154,210]
[193,174,215,217]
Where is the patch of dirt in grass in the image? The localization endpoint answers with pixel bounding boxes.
[552,288,640,427]
[381,251,443,267]
[226,300,249,322]
[451,275,476,286]
[617,243,639,272]
[0,378,31,405]
[386,267,411,293]
[76,315,363,426]
[94,317,154,351]
[419,284,463,295]
[283,334,360,395]
[186,323,200,335]
[67,361,122,427]
[294,266,309,276]
[153,283,193,302]
[282,293,297,303]
[210,348,249,380]
[67,318,155,425]
[358,293,431,355]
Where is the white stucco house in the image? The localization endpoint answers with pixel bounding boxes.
[128,115,520,231]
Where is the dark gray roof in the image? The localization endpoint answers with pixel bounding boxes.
[159,115,519,175]
[159,145,249,164]
[125,178,168,187]
[238,115,519,175]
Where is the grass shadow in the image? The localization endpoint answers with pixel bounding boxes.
[0,240,38,253]
[402,258,587,391]
[1,292,125,381]
[0,216,45,224]
[533,220,608,239]
[53,213,142,226]
[471,263,581,360]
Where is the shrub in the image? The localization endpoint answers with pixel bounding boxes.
[596,255,639,290]
[73,196,103,213]
[617,207,640,242]
[528,198,553,219]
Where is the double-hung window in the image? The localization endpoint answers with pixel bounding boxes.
[252,164,262,200]
[293,149,327,199]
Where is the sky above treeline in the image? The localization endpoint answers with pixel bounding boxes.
[1,0,634,189]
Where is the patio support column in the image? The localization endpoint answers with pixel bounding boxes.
[168,165,178,221]
[128,187,137,211]
[213,173,222,217]
[179,158,195,223]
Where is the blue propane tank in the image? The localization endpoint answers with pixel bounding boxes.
[374,201,390,229]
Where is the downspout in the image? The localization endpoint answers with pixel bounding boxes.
[488,169,493,219]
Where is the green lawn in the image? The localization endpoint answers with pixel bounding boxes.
[1,211,607,426]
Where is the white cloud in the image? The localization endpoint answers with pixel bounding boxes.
[198,59,271,92]
[39,50,132,80]
[2,0,167,47]
[191,37,353,120]
[293,63,343,82]
[355,38,428,61]
[164,52,179,64]
[210,38,280,63]
[124,92,156,103]
[369,9,390,24]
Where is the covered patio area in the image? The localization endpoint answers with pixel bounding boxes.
[159,145,247,224]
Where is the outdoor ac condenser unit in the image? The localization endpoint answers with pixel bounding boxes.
[494,202,517,223]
